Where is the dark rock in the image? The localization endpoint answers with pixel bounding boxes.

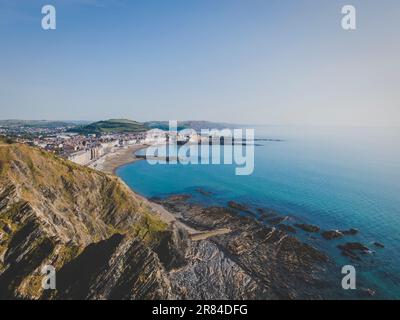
[321,230,343,240]
[227,201,250,212]
[47,235,173,300]
[257,208,279,218]
[294,223,320,233]
[342,228,359,236]
[154,226,191,270]
[373,242,385,248]
[322,228,358,240]
[278,224,297,234]
[337,242,370,261]
[2,223,12,234]
[266,216,287,225]
[339,242,369,251]
[157,197,333,299]
[196,189,213,196]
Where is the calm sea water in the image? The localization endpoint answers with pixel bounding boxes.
[117,126,400,299]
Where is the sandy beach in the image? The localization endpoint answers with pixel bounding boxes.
[89,144,147,174]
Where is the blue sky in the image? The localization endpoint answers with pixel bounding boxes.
[0,0,399,126]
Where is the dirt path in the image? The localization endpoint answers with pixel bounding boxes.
[147,200,232,240]
[190,228,232,241]
[129,189,232,240]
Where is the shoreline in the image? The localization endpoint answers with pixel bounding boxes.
[91,143,374,253]
[91,143,231,239]
[89,144,147,174]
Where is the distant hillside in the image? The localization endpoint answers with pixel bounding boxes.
[145,121,240,131]
[71,119,149,135]
[0,119,240,133]
[0,120,76,129]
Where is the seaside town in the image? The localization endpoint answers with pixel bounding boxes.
[0,120,238,167]
[0,124,145,166]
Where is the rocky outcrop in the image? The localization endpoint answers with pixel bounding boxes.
[342,228,359,236]
[157,196,335,299]
[337,242,371,261]
[374,242,384,248]
[195,189,213,196]
[0,142,172,299]
[154,227,190,271]
[227,201,252,213]
[46,234,173,300]
[321,230,344,240]
[294,223,320,233]
[169,240,264,299]
[321,228,358,240]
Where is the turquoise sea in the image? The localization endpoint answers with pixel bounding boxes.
[117,126,400,299]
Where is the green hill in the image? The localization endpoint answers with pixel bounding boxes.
[71,119,149,135]
[145,120,239,131]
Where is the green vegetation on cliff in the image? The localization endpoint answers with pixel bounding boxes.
[145,120,239,131]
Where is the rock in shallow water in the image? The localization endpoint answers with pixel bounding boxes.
[195,189,213,196]
[321,230,343,240]
[342,228,359,236]
[227,201,251,213]
[278,224,297,234]
[373,242,385,248]
[265,216,287,225]
[337,242,371,261]
[294,223,320,233]
[158,196,335,299]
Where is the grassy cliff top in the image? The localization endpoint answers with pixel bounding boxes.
[0,142,167,244]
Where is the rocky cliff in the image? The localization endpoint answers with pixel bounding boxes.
[0,140,333,299]
[0,141,174,299]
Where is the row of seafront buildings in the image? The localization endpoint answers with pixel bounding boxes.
[67,140,118,166]
[67,130,193,166]
[66,133,146,166]
[7,130,147,166]
[68,130,198,166]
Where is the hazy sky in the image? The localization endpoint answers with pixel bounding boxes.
[0,0,399,126]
